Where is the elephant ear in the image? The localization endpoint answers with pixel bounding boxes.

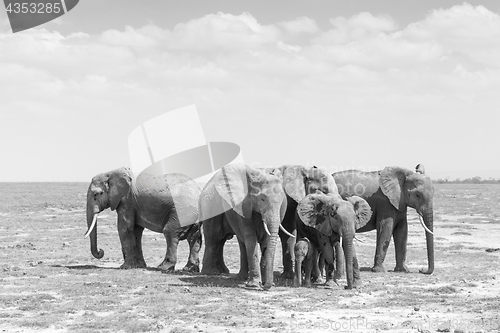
[108,167,132,211]
[379,167,406,210]
[214,164,251,218]
[346,196,372,230]
[282,165,306,202]
[304,166,339,195]
[297,192,333,236]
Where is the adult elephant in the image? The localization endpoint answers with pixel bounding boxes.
[296,192,372,289]
[278,165,339,279]
[85,167,202,272]
[199,164,287,290]
[333,165,435,274]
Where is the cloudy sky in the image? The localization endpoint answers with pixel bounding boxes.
[1,0,500,181]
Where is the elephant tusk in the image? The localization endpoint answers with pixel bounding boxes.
[354,236,364,243]
[418,213,434,235]
[84,214,98,238]
[279,224,296,238]
[263,221,271,236]
[339,236,342,249]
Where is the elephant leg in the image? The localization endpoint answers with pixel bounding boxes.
[372,216,394,273]
[393,216,410,272]
[243,236,261,289]
[201,215,231,275]
[353,245,362,288]
[303,246,316,288]
[182,224,202,272]
[313,251,325,284]
[279,228,296,280]
[133,225,147,267]
[158,219,180,272]
[117,214,146,269]
[237,238,249,280]
[334,242,344,280]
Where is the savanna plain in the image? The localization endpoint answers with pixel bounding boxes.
[0,182,499,333]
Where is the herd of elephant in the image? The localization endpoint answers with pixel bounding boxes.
[85,163,434,290]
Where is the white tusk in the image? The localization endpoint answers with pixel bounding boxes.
[279,223,296,238]
[339,236,342,249]
[263,221,271,236]
[418,213,434,235]
[354,236,364,243]
[84,214,98,238]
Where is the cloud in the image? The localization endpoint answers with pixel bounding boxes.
[278,17,319,34]
[166,12,281,50]
[313,12,397,45]
[1,6,500,180]
[401,3,500,68]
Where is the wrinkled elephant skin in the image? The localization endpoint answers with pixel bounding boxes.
[85,167,202,272]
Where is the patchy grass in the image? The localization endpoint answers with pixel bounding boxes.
[1,183,500,332]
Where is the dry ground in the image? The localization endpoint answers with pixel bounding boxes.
[0,183,499,333]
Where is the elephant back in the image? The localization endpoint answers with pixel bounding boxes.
[333,170,380,199]
[137,172,201,227]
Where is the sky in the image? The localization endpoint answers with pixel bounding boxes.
[1,0,500,181]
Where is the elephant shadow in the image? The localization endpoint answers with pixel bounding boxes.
[51,264,162,271]
[179,271,294,289]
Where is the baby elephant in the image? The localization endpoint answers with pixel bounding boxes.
[293,238,317,287]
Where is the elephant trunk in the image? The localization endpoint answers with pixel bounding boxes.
[421,207,434,274]
[86,189,104,259]
[294,255,303,287]
[262,212,280,290]
[342,232,355,289]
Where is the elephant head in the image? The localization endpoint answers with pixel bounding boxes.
[85,167,133,259]
[379,166,435,274]
[297,192,372,289]
[199,164,287,289]
[282,165,338,202]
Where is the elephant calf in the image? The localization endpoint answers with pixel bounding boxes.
[85,167,202,272]
[293,238,317,287]
[297,192,372,289]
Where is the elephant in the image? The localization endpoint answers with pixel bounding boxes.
[278,165,340,280]
[333,165,435,274]
[295,219,344,287]
[297,192,372,289]
[293,237,317,287]
[85,167,202,272]
[199,164,287,290]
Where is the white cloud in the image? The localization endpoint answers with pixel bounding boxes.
[401,3,500,68]
[313,12,397,45]
[278,17,319,34]
[166,12,281,50]
[1,6,500,180]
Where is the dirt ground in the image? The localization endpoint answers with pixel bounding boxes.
[0,182,499,333]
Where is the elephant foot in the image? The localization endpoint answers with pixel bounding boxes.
[182,263,200,273]
[333,269,343,281]
[313,276,325,285]
[394,264,410,273]
[262,282,274,291]
[353,278,362,288]
[236,271,249,281]
[324,279,337,288]
[120,260,147,269]
[201,266,228,275]
[280,270,294,280]
[157,261,175,273]
[371,264,386,273]
[244,279,263,290]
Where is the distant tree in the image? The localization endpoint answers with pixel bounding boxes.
[434,177,500,184]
